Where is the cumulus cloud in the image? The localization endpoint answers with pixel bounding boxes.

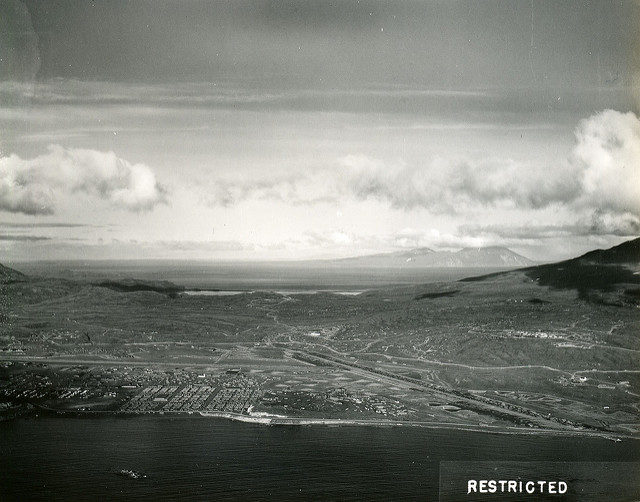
[209,175,304,207]
[205,172,337,207]
[341,109,640,229]
[460,212,640,242]
[570,109,640,216]
[340,154,580,213]
[203,109,639,239]
[0,145,167,215]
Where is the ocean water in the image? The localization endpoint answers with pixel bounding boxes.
[12,261,505,291]
[1,416,638,501]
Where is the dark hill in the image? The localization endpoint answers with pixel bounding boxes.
[523,238,639,305]
[0,263,28,284]
[577,237,640,264]
[95,279,185,298]
[460,237,640,306]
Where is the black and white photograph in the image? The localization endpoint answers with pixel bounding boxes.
[1,1,639,500]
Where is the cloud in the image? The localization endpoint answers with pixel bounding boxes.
[570,109,640,216]
[0,221,92,228]
[0,234,51,241]
[341,110,640,226]
[202,109,639,240]
[460,212,640,241]
[339,154,578,213]
[209,175,303,207]
[6,79,610,120]
[387,227,488,250]
[291,227,483,254]
[0,145,167,215]
[0,80,488,108]
[204,172,337,207]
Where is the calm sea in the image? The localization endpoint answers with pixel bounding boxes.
[1,417,638,501]
[12,261,506,291]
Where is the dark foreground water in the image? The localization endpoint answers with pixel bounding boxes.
[1,417,639,501]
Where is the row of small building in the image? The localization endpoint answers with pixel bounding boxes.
[119,381,262,414]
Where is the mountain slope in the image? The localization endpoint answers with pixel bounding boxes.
[458,238,640,306]
[577,237,640,264]
[0,263,27,284]
[334,246,534,268]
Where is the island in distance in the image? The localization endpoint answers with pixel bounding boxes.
[1,239,638,438]
[326,245,535,268]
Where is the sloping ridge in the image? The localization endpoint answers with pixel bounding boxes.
[453,246,534,267]
[522,238,640,305]
[0,261,185,298]
[576,237,640,264]
[0,263,28,284]
[460,238,640,305]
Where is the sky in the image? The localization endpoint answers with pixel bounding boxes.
[1,0,639,262]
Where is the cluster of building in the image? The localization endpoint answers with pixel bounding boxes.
[119,385,178,412]
[361,395,413,417]
[202,386,261,414]
[260,387,414,419]
[163,385,213,412]
[0,383,102,401]
[119,373,262,414]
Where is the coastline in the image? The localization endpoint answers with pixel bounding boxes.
[19,405,634,441]
[197,411,631,441]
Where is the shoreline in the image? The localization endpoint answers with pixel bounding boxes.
[198,411,631,441]
[20,404,635,442]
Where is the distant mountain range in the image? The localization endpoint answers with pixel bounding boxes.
[331,246,535,268]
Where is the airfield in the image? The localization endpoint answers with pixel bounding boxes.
[1,239,639,438]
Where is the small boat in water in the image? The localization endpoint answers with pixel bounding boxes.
[117,469,145,479]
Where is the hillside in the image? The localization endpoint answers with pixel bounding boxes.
[524,238,640,305]
[462,238,640,306]
[95,278,185,297]
[333,246,534,268]
[0,263,27,284]
[577,237,640,264]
